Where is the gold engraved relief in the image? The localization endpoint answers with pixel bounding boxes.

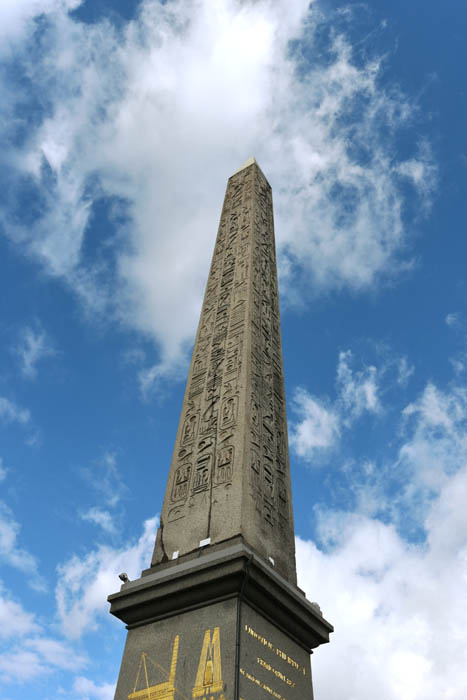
[128,635,179,700]
[192,627,225,699]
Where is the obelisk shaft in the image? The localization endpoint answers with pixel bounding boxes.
[152,160,296,584]
[109,161,333,700]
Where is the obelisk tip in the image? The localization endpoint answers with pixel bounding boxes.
[233,156,257,174]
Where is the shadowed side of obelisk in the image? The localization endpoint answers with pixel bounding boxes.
[150,158,296,583]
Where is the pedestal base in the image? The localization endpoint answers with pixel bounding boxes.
[108,542,332,700]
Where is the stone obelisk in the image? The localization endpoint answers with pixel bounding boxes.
[109,159,333,700]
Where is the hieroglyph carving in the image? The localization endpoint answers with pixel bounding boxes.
[248,171,291,532]
[155,161,293,565]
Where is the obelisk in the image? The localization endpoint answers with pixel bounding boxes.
[109,159,333,700]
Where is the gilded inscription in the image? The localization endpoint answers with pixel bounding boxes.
[192,627,225,699]
[128,635,179,700]
[244,625,306,675]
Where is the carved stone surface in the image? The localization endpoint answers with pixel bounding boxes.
[151,160,296,584]
[109,161,333,700]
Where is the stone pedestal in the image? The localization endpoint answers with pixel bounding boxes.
[109,542,332,700]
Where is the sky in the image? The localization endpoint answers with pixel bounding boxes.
[0,0,466,698]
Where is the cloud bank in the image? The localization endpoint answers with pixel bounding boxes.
[0,0,435,388]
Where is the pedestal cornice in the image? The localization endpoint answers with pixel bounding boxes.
[108,542,333,653]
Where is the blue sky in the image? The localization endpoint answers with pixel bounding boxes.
[1,0,466,698]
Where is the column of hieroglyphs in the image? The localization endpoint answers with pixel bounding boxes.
[242,163,296,583]
[152,159,296,583]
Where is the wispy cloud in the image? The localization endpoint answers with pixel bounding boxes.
[337,350,382,423]
[0,501,45,590]
[80,507,116,535]
[79,450,127,510]
[290,348,408,461]
[289,390,340,457]
[56,515,157,639]
[0,583,86,684]
[0,585,39,639]
[73,676,115,700]
[0,396,30,425]
[15,323,56,379]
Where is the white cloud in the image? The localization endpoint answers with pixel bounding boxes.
[294,373,467,698]
[397,356,415,387]
[0,396,30,425]
[0,639,86,684]
[336,350,382,422]
[289,389,340,457]
[0,585,39,639]
[73,676,115,700]
[79,450,127,510]
[80,508,116,535]
[445,311,462,329]
[25,637,87,672]
[290,348,401,461]
[0,501,44,587]
[0,648,52,683]
[0,0,82,53]
[0,457,7,482]
[296,466,467,700]
[16,323,56,379]
[0,0,435,388]
[56,515,157,639]
[0,584,86,684]
[397,383,467,512]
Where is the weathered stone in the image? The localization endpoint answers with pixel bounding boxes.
[151,158,296,583]
[109,159,333,700]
